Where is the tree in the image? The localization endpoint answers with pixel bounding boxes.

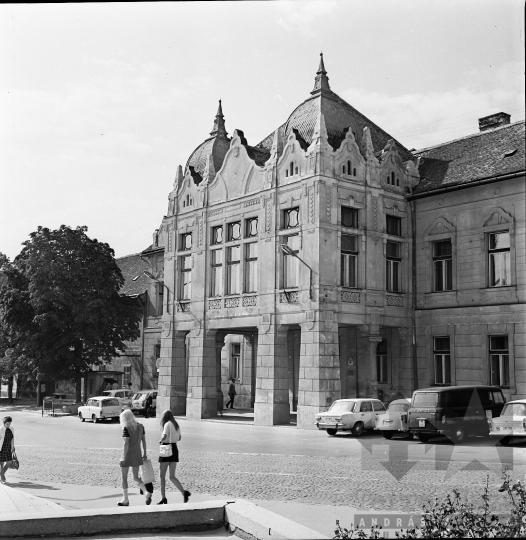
[0,226,142,402]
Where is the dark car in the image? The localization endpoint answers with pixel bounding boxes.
[408,385,506,443]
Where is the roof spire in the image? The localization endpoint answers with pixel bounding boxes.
[311,52,331,95]
[210,99,228,138]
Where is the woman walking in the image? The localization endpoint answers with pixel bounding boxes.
[157,410,191,504]
[118,409,150,506]
[0,416,15,484]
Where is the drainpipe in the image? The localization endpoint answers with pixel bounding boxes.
[139,292,147,390]
[409,198,418,393]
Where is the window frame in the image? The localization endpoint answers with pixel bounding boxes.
[210,248,223,297]
[283,207,300,230]
[244,242,258,293]
[433,336,451,385]
[341,206,359,229]
[180,254,192,300]
[489,335,510,388]
[386,215,402,237]
[488,231,511,288]
[386,241,401,293]
[341,234,358,289]
[282,234,300,289]
[230,342,242,382]
[226,245,241,295]
[433,239,453,292]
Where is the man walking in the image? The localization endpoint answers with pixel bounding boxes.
[225,379,236,409]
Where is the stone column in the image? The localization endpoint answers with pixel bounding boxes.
[364,335,382,398]
[254,325,290,426]
[186,328,218,420]
[297,316,341,430]
[157,327,188,417]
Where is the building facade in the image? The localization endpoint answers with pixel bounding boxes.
[128,56,524,429]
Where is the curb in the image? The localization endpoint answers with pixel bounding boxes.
[0,499,329,539]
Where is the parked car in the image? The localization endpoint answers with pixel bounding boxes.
[374,398,412,439]
[489,399,526,446]
[101,389,134,409]
[315,398,386,436]
[130,390,158,416]
[408,385,506,443]
[78,397,122,423]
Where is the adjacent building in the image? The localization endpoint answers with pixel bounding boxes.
[114,56,524,429]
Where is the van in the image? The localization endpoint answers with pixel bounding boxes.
[408,385,505,443]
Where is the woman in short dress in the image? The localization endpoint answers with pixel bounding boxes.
[157,410,191,504]
[118,409,150,506]
[0,416,15,484]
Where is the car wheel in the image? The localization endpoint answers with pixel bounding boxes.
[326,429,337,436]
[418,433,431,443]
[451,427,467,444]
[382,431,394,440]
[499,436,511,446]
[79,413,84,422]
[351,422,364,437]
[92,414,98,423]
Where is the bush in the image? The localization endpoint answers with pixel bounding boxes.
[334,471,526,539]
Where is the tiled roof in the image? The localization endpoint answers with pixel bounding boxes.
[116,253,149,296]
[256,92,414,161]
[185,136,231,180]
[413,120,525,194]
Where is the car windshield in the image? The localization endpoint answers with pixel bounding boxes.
[329,401,356,413]
[412,393,438,407]
[133,393,146,401]
[102,391,111,396]
[101,398,120,407]
[388,403,410,412]
[502,403,526,417]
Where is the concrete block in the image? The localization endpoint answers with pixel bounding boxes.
[226,499,329,539]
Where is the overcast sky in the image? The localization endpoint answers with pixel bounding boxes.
[1,1,524,262]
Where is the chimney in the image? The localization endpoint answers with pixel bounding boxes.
[478,112,511,132]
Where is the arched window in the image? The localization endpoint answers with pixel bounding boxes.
[295,166,299,175]
[347,160,352,174]
[391,172,395,185]
[342,164,346,174]
[353,168,357,176]
[376,340,388,383]
[386,175,390,185]
[290,162,294,176]
[285,170,289,178]
[396,177,400,187]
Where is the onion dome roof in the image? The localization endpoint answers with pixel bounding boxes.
[257,54,414,161]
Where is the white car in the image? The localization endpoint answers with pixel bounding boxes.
[101,389,134,409]
[78,397,122,423]
[489,399,526,446]
[374,398,412,439]
[315,398,386,436]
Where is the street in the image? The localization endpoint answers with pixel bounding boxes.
[4,408,526,517]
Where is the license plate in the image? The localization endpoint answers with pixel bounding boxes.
[383,420,393,424]
[419,420,425,427]
[504,426,512,430]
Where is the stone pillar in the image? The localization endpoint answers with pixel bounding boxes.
[364,335,382,398]
[186,328,218,420]
[297,316,341,430]
[254,325,290,426]
[157,327,187,417]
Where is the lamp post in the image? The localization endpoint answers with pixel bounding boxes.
[280,244,313,300]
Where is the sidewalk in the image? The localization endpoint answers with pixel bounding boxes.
[1,478,351,538]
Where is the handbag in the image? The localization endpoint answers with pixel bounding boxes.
[159,444,173,458]
[140,458,155,484]
[9,451,19,470]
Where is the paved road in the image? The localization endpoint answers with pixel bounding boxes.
[4,409,526,515]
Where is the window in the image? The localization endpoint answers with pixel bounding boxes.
[284,207,299,229]
[181,233,192,251]
[373,401,386,412]
[341,206,358,228]
[123,365,131,387]
[433,240,453,292]
[211,226,223,245]
[228,222,241,242]
[386,215,401,236]
[245,218,258,238]
[376,340,388,383]
[231,343,241,380]
[227,246,241,295]
[490,336,509,387]
[488,232,511,287]
[360,401,372,412]
[180,255,192,299]
[283,235,300,288]
[386,241,401,292]
[156,283,164,316]
[244,243,258,293]
[341,234,358,288]
[211,249,223,297]
[434,337,451,385]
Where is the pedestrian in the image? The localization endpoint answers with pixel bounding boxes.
[157,410,191,504]
[127,383,133,391]
[217,388,224,417]
[118,409,151,506]
[105,381,111,391]
[112,380,119,390]
[225,379,236,409]
[144,392,153,418]
[0,416,15,484]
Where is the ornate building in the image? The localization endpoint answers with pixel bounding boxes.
[131,55,524,429]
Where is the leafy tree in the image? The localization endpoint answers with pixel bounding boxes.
[0,226,142,402]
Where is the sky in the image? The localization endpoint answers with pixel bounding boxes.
[1,1,524,262]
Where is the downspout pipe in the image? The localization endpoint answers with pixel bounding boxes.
[409,198,418,393]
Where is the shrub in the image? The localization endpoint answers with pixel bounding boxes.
[334,471,526,539]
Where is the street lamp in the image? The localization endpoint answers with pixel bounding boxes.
[280,244,313,300]
[143,271,172,313]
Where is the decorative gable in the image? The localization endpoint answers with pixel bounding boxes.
[380,139,405,190]
[278,130,308,184]
[334,127,365,183]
